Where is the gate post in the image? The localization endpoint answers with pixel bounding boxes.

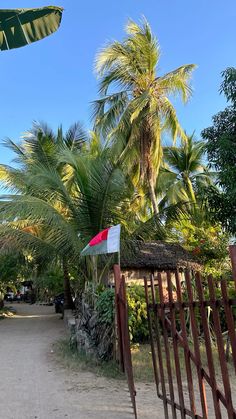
[229,245,236,290]
[113,264,124,372]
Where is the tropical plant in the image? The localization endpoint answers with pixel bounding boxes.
[0,6,63,51]
[127,284,149,342]
[0,122,88,308]
[202,67,236,234]
[93,18,196,214]
[34,266,64,301]
[0,119,191,311]
[157,134,212,208]
[172,215,230,275]
[0,124,140,306]
[0,253,27,294]
[95,284,149,343]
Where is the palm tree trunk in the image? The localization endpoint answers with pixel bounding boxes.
[186,178,196,203]
[145,125,160,215]
[148,176,159,215]
[62,259,74,310]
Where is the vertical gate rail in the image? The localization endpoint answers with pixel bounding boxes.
[144,269,236,418]
[114,265,137,418]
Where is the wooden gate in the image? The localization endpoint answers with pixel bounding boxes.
[114,264,137,418]
[144,268,236,418]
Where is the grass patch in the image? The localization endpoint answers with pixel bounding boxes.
[54,339,235,385]
[54,339,125,381]
[131,344,155,382]
[131,341,235,383]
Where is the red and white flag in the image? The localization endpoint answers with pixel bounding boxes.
[81,225,121,256]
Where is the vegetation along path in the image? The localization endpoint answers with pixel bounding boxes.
[0,304,157,419]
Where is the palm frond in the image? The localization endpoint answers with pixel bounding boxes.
[22,120,55,140]
[0,224,56,258]
[64,122,88,150]
[161,97,187,141]
[0,165,28,193]
[1,138,25,165]
[157,64,196,103]
[92,91,129,134]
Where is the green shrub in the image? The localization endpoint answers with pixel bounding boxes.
[127,284,148,343]
[96,288,115,324]
[95,285,149,343]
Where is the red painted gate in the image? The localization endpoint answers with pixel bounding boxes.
[144,263,236,418]
[114,264,137,419]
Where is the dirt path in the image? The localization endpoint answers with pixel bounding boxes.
[0,304,158,419]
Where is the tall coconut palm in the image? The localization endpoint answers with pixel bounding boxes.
[93,18,196,214]
[157,134,213,209]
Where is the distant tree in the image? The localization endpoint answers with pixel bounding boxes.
[0,253,26,293]
[202,68,236,234]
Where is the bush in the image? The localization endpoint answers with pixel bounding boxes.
[95,284,149,343]
[127,284,149,343]
[96,288,115,324]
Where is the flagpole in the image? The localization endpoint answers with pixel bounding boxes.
[118,250,120,267]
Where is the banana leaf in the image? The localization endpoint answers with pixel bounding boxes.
[0,6,63,51]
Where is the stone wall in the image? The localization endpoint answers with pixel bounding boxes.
[66,297,114,361]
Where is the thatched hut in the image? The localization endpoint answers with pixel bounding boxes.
[119,241,201,283]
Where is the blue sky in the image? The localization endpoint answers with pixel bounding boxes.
[0,0,235,165]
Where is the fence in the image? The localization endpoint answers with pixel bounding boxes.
[114,264,137,419]
[144,267,236,418]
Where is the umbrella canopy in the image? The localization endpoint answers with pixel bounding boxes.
[0,6,63,51]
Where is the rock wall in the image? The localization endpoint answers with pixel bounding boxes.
[69,297,114,361]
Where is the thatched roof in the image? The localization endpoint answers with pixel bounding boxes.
[121,241,201,271]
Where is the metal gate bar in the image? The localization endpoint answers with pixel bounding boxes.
[144,269,236,418]
[175,270,196,416]
[114,264,137,418]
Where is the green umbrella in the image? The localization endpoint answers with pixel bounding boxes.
[0,6,63,50]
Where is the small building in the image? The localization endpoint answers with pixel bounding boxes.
[120,241,201,283]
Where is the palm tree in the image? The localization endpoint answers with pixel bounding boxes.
[0,122,187,308]
[0,121,87,309]
[157,134,212,208]
[93,18,196,214]
[0,126,139,306]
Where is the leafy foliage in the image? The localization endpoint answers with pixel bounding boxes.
[96,288,115,324]
[94,285,149,343]
[0,117,193,297]
[127,285,148,342]
[158,134,212,208]
[0,253,29,293]
[34,268,64,301]
[202,67,236,234]
[172,216,230,277]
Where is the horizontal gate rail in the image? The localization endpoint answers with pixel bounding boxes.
[148,299,236,309]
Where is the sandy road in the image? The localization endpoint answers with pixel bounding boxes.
[0,304,158,419]
[1,303,232,418]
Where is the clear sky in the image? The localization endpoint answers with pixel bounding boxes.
[0,0,235,165]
